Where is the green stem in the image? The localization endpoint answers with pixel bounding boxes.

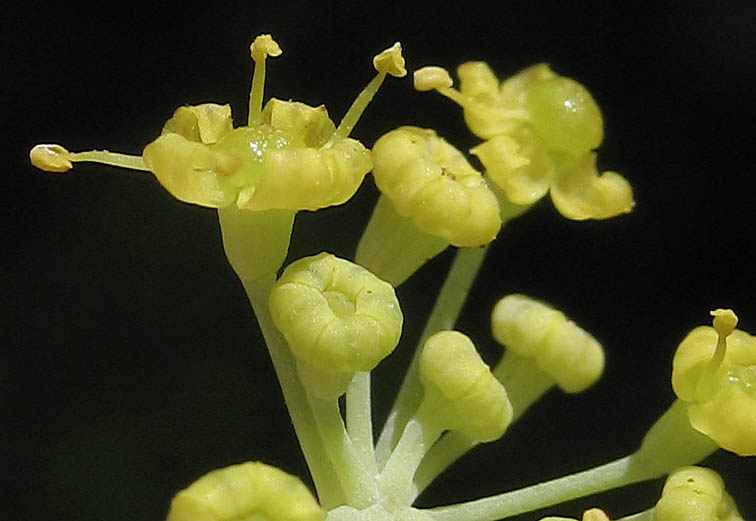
[375,245,489,469]
[413,351,555,498]
[413,433,475,499]
[217,206,294,283]
[493,350,555,422]
[217,207,343,507]
[355,195,449,286]
[331,72,387,143]
[242,277,345,508]
[248,58,267,125]
[379,408,444,508]
[426,455,655,521]
[634,399,718,476]
[307,393,379,509]
[426,400,719,521]
[67,150,150,171]
[346,371,378,478]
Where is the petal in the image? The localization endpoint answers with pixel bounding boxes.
[550,153,634,220]
[237,139,371,212]
[457,61,500,99]
[499,63,557,106]
[162,104,233,144]
[687,383,756,456]
[261,98,336,147]
[672,326,720,402]
[471,132,554,206]
[142,133,237,207]
[455,62,527,139]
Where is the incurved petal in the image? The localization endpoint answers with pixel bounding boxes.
[142,133,237,207]
[455,62,549,139]
[687,382,756,456]
[262,98,336,147]
[162,103,233,144]
[550,153,634,220]
[472,133,553,206]
[236,139,371,212]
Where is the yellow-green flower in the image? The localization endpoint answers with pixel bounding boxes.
[371,126,501,247]
[269,253,403,398]
[491,294,605,393]
[167,461,325,521]
[30,35,407,214]
[414,62,634,221]
[654,466,743,521]
[419,330,513,442]
[672,309,756,456]
[142,96,372,211]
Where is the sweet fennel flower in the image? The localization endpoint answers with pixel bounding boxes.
[30,35,405,214]
[166,461,325,521]
[671,309,756,456]
[356,126,501,285]
[269,252,403,399]
[414,62,634,220]
[654,466,743,521]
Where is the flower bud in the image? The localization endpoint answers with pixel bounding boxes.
[655,466,742,521]
[491,294,604,393]
[371,126,501,247]
[269,253,403,392]
[419,330,513,442]
[167,461,325,521]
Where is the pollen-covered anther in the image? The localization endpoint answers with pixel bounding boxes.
[30,144,72,173]
[413,66,453,91]
[250,34,282,61]
[373,42,407,77]
[711,308,738,338]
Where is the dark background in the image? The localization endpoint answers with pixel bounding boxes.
[4,2,755,521]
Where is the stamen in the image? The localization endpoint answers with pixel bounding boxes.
[30,144,149,172]
[695,308,739,401]
[413,66,527,122]
[331,42,406,143]
[410,68,472,108]
[248,34,282,126]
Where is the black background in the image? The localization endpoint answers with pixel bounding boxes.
[4,2,755,521]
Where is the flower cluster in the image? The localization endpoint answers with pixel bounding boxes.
[30,34,753,521]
